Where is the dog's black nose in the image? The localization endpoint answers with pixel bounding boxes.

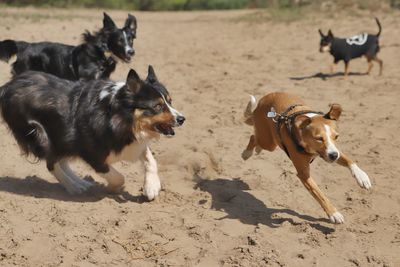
[127,49,135,56]
[177,116,185,126]
[328,151,339,161]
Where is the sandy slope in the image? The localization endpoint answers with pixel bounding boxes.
[0,7,399,267]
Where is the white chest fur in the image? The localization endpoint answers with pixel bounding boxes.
[106,140,148,164]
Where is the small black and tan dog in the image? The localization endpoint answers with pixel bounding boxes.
[0,13,136,81]
[0,66,185,200]
[319,18,383,76]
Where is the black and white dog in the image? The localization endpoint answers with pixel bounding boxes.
[0,41,116,81]
[83,12,136,62]
[319,18,383,76]
[0,13,136,81]
[0,66,185,200]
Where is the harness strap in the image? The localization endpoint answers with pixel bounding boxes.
[268,105,324,158]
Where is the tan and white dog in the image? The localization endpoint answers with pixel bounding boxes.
[242,92,371,224]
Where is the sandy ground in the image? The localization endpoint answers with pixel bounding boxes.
[0,7,399,267]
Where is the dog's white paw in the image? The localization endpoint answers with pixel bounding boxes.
[255,146,262,155]
[65,179,94,195]
[329,211,345,224]
[350,164,372,189]
[241,149,253,160]
[143,175,161,201]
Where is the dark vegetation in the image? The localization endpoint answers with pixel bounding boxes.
[0,0,398,11]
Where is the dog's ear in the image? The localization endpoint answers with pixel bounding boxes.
[318,29,324,37]
[294,115,311,130]
[294,115,312,148]
[328,29,334,38]
[324,104,342,121]
[126,69,141,94]
[125,14,137,33]
[103,12,116,29]
[146,65,158,83]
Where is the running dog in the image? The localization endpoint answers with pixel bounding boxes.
[242,92,371,223]
[319,18,383,76]
[0,66,185,200]
[0,13,136,80]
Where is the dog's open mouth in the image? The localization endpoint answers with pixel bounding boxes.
[123,55,132,63]
[114,53,132,63]
[154,123,175,137]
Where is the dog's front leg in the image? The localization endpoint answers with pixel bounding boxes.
[140,146,161,201]
[293,158,344,224]
[330,62,336,74]
[336,153,372,189]
[344,61,349,77]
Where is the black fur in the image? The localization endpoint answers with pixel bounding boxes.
[0,66,177,174]
[319,18,383,74]
[7,42,116,80]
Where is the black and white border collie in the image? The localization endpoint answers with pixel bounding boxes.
[0,13,136,81]
[0,66,185,200]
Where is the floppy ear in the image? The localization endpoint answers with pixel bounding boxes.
[324,104,342,120]
[318,29,324,37]
[103,12,116,29]
[125,14,137,32]
[293,115,311,149]
[146,65,158,83]
[126,69,141,94]
[328,29,334,38]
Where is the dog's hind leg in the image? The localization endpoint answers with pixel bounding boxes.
[140,146,161,201]
[59,159,94,190]
[373,57,383,75]
[51,161,93,194]
[242,135,257,160]
[366,58,373,75]
[98,166,125,193]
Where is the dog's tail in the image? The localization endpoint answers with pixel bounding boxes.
[375,17,382,38]
[0,40,28,62]
[243,95,257,126]
[0,40,17,62]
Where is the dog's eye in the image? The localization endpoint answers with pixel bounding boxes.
[315,136,323,142]
[154,104,163,112]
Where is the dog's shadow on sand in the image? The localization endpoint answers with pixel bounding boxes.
[290,71,367,81]
[194,175,335,234]
[0,175,146,203]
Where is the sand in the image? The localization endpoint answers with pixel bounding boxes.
[0,7,399,266]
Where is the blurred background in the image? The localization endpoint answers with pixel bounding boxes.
[0,0,399,10]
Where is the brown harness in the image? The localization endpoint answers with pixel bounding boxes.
[268,104,324,158]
